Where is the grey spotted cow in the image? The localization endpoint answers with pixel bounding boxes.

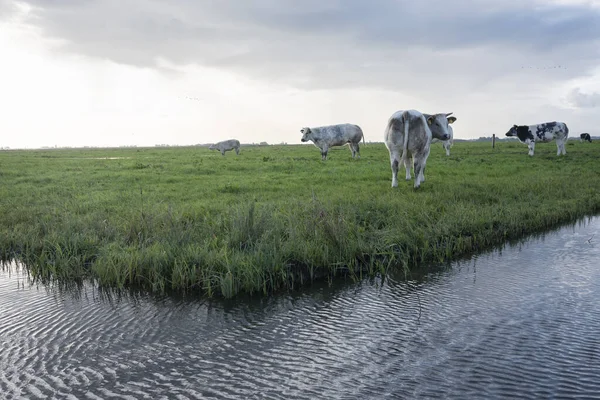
[505,122,569,156]
[384,110,456,188]
[209,139,241,156]
[300,124,365,161]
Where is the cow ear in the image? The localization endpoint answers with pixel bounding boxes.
[427,116,434,125]
[447,116,457,124]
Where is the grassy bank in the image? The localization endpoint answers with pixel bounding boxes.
[1,141,599,297]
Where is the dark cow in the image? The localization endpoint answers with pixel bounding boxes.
[505,122,569,156]
[384,110,456,188]
[300,123,365,160]
[580,133,592,143]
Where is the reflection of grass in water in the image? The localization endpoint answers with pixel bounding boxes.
[1,141,599,298]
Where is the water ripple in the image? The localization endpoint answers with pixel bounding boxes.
[1,218,600,399]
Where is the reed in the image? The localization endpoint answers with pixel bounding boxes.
[1,140,598,297]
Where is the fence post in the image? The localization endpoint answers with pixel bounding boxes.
[492,134,496,148]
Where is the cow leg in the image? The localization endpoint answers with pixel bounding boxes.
[221,150,225,156]
[403,152,412,181]
[390,151,400,188]
[235,147,240,155]
[354,143,360,159]
[556,140,566,155]
[528,141,535,156]
[418,147,430,184]
[444,142,450,156]
[349,143,356,159]
[413,157,425,188]
[321,144,329,161]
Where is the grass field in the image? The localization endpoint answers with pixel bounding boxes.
[1,140,599,297]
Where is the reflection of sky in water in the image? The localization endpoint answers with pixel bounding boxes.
[1,217,599,399]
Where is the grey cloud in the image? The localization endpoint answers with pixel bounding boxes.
[0,0,19,17]
[567,88,600,108]
[21,0,600,48]
[6,0,600,94]
[253,0,600,51]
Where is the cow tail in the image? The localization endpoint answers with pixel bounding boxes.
[402,112,409,164]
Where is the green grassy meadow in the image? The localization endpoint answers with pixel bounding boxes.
[1,140,599,297]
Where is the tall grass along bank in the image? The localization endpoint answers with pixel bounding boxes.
[1,141,599,297]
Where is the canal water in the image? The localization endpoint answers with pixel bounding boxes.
[1,217,599,399]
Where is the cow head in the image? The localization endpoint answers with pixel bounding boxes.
[208,144,216,150]
[425,112,455,141]
[505,125,518,137]
[300,127,313,142]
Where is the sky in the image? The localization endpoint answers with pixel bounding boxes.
[1,0,600,149]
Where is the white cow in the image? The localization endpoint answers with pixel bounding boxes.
[384,110,456,188]
[505,122,569,156]
[432,124,454,156]
[300,124,365,160]
[209,139,241,156]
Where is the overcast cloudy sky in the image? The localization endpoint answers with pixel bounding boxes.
[1,0,600,148]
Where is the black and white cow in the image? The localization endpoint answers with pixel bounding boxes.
[209,139,241,156]
[384,110,456,188]
[580,133,592,143]
[432,124,454,156]
[300,124,365,160]
[505,122,569,156]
